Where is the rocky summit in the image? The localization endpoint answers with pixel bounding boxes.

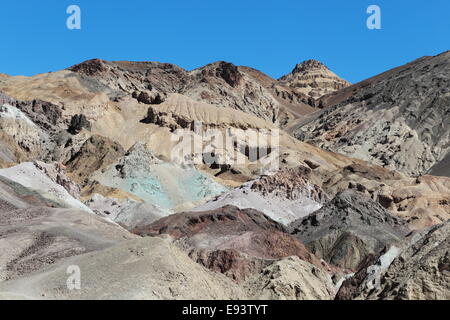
[279,59,351,101]
[0,50,449,300]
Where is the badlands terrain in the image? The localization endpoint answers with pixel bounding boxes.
[0,51,449,300]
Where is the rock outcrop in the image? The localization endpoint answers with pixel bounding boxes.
[317,163,450,230]
[141,93,274,131]
[290,190,409,270]
[337,220,450,300]
[67,114,91,134]
[193,166,329,225]
[245,256,335,300]
[0,102,50,162]
[134,205,331,282]
[65,134,125,184]
[33,160,81,199]
[360,220,450,300]
[0,92,67,167]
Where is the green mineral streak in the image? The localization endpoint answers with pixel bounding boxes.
[108,165,227,210]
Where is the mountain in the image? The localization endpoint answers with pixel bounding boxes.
[292,51,450,177]
[279,59,351,101]
[0,69,360,210]
[184,61,317,126]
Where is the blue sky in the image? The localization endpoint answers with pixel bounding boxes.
[0,0,449,83]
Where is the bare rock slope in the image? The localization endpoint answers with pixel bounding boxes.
[193,166,329,225]
[0,237,246,300]
[134,205,334,284]
[361,219,450,300]
[0,173,135,282]
[338,219,450,300]
[290,190,409,270]
[0,162,91,213]
[245,256,335,300]
[0,53,449,300]
[317,163,450,230]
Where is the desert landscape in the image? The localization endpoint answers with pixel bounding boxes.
[0,50,449,300]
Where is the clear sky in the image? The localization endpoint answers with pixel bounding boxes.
[0,0,449,83]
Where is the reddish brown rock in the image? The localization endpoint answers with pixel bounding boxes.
[134,205,332,281]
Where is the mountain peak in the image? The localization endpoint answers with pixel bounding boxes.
[279,59,350,100]
[292,59,328,74]
[68,58,108,76]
